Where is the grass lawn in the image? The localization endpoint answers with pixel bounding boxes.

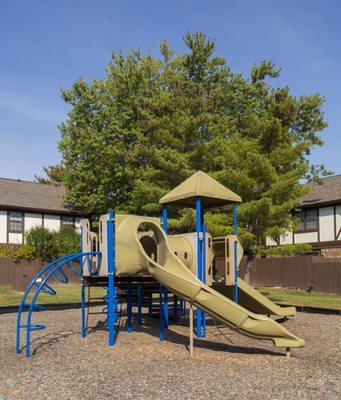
[259,287,341,310]
[1,284,340,310]
[0,284,106,307]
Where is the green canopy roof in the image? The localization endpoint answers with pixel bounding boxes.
[159,171,242,208]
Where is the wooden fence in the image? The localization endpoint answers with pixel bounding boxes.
[0,257,81,292]
[1,255,341,294]
[240,256,341,294]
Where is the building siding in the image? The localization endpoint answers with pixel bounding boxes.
[24,213,43,231]
[0,211,82,244]
[266,204,341,250]
[293,231,318,244]
[0,211,7,243]
[75,217,81,233]
[280,231,293,245]
[319,206,334,242]
[8,233,23,244]
[336,205,341,241]
[44,214,61,231]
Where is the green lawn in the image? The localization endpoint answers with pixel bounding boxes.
[259,287,341,310]
[1,284,340,310]
[0,284,106,307]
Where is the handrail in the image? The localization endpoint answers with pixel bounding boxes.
[16,251,102,358]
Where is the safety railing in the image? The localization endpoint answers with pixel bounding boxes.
[16,251,101,358]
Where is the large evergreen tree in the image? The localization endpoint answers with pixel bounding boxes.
[51,32,328,257]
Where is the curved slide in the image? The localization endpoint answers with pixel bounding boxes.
[212,279,296,317]
[116,215,305,349]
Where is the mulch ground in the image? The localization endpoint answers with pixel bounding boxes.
[0,307,340,400]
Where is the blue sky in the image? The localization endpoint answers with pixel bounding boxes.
[0,0,340,180]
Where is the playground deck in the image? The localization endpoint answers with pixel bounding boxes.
[0,308,339,400]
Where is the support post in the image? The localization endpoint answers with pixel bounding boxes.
[286,348,291,358]
[159,285,164,341]
[162,205,169,234]
[137,285,142,326]
[173,295,178,322]
[81,277,86,338]
[161,205,169,330]
[107,211,116,346]
[80,223,86,338]
[127,283,133,333]
[148,293,153,315]
[164,288,169,328]
[195,197,203,338]
[201,224,207,337]
[189,303,194,357]
[233,204,239,304]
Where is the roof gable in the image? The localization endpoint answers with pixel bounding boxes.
[159,171,241,208]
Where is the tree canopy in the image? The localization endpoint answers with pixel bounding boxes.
[45,32,328,254]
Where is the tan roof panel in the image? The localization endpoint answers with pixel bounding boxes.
[159,171,241,208]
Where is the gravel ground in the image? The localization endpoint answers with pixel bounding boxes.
[0,307,340,400]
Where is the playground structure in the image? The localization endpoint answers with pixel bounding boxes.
[16,171,305,359]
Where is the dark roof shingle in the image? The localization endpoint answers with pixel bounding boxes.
[0,177,78,214]
[300,174,341,206]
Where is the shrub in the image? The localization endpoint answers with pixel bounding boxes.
[25,226,57,261]
[257,243,312,257]
[54,227,81,257]
[0,226,81,263]
[0,244,37,262]
[25,225,80,261]
[13,244,37,262]
[0,245,14,258]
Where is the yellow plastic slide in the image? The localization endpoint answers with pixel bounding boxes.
[213,279,296,317]
[115,215,305,349]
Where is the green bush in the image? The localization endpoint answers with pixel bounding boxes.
[54,227,81,257]
[25,226,80,262]
[14,244,37,261]
[0,244,37,262]
[257,243,312,257]
[25,226,57,261]
[0,245,13,258]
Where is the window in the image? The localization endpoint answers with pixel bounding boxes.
[296,209,318,232]
[8,212,23,233]
[61,215,75,229]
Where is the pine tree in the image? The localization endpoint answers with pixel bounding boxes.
[52,32,328,259]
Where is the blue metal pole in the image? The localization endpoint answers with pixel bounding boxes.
[201,224,207,337]
[148,293,153,316]
[107,211,116,346]
[81,277,86,337]
[162,205,168,234]
[195,197,202,338]
[127,284,133,333]
[159,285,164,341]
[173,295,178,322]
[163,295,168,325]
[161,205,169,330]
[233,204,239,304]
[137,285,142,325]
[80,223,86,338]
